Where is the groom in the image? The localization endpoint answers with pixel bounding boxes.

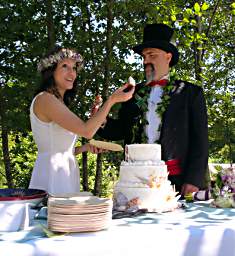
[97,23,209,196]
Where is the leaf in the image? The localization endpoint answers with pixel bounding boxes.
[39,224,69,238]
[135,94,142,101]
[185,193,194,202]
[171,15,176,21]
[183,18,189,23]
[202,2,209,11]
[186,8,193,15]
[231,3,235,9]
[194,3,201,13]
[196,33,201,40]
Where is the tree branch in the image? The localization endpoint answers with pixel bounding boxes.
[201,0,221,61]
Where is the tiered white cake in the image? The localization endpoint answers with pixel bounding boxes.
[113,144,180,212]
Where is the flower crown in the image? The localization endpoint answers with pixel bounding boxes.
[37,48,84,72]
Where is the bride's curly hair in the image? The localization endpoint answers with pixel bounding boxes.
[35,45,84,106]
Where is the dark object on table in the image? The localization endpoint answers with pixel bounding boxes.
[112,208,148,219]
[0,188,47,201]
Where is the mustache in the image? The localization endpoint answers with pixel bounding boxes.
[144,63,155,72]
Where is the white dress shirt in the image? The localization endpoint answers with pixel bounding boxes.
[145,74,169,143]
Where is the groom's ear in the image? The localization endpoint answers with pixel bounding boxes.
[166,52,172,65]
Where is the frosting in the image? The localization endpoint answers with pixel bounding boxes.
[125,144,161,161]
[113,144,180,213]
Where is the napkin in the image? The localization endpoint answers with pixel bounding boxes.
[0,202,30,232]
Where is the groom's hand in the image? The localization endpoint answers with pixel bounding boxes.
[181,183,199,196]
[90,95,103,116]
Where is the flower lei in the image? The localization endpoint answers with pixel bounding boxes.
[37,48,84,72]
[133,75,176,143]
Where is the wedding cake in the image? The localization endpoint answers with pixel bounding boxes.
[113,144,180,212]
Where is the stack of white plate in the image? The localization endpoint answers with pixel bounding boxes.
[48,194,112,233]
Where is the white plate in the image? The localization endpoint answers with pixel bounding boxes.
[89,139,123,151]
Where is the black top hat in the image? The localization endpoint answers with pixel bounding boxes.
[133,23,179,66]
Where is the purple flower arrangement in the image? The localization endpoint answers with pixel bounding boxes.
[210,166,235,208]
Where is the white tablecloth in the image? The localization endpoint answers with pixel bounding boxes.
[1,201,235,256]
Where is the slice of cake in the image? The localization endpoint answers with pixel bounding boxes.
[113,144,180,213]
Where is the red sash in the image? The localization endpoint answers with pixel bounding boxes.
[165,159,182,176]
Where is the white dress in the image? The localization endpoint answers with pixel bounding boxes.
[29,93,80,195]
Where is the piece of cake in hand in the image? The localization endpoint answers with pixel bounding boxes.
[128,76,136,86]
[113,144,181,213]
[123,76,136,92]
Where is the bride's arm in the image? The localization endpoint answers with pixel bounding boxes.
[33,84,134,139]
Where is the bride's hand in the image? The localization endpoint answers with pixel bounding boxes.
[74,144,107,155]
[85,144,107,154]
[109,83,135,104]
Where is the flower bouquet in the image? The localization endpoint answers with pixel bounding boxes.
[210,166,235,208]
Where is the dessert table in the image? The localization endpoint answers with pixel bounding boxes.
[1,201,235,256]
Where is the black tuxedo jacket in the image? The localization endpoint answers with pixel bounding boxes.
[98,80,208,189]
